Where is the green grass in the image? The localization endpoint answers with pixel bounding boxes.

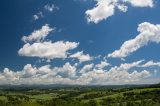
[0,85,159,106]
[80,88,160,103]
[0,96,7,101]
[19,102,43,106]
[29,93,55,100]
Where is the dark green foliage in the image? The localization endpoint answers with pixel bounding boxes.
[88,99,99,106]
[0,84,159,106]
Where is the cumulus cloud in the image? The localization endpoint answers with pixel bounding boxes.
[33,15,39,20]
[117,4,128,12]
[125,0,154,7]
[70,51,93,62]
[33,12,43,21]
[18,41,79,60]
[22,24,54,43]
[85,0,155,23]
[33,4,58,21]
[108,22,160,58]
[109,60,144,71]
[21,64,38,78]
[77,60,151,85]
[56,62,77,78]
[79,64,94,74]
[79,60,150,84]
[0,63,77,85]
[86,0,116,24]
[0,60,152,85]
[140,60,160,67]
[44,4,59,12]
[95,61,111,69]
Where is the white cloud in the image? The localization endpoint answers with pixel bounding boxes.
[117,4,128,12]
[2,68,16,80]
[44,4,59,12]
[21,64,38,78]
[33,15,39,20]
[56,62,77,78]
[125,0,154,7]
[0,60,154,85]
[33,12,43,21]
[109,60,144,71]
[108,22,160,58]
[95,61,111,69]
[78,60,151,84]
[22,24,54,43]
[79,64,94,74]
[0,63,77,85]
[140,60,160,67]
[85,0,155,23]
[85,0,116,24]
[70,51,93,62]
[76,60,151,85]
[33,4,59,21]
[18,41,79,60]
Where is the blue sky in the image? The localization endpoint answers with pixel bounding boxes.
[0,0,160,85]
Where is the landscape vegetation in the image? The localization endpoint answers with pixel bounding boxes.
[0,84,159,106]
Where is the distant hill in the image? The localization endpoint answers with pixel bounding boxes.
[148,83,160,88]
[0,83,159,91]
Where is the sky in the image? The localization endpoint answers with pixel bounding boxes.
[0,0,160,85]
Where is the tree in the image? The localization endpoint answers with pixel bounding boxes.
[88,99,99,106]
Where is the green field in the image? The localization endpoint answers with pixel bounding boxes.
[0,84,159,106]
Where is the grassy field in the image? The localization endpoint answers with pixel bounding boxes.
[0,84,159,106]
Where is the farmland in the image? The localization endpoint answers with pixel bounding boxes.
[0,84,159,106]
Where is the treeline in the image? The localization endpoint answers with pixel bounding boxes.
[0,85,160,106]
[100,89,160,106]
